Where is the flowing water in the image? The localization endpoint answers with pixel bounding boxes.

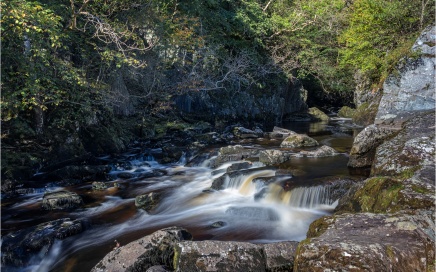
[1,118,364,272]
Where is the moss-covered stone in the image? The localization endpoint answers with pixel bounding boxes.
[308,107,329,121]
[280,134,318,148]
[337,106,356,118]
[306,216,335,238]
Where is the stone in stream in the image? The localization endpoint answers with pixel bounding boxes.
[92,181,108,190]
[280,134,318,148]
[135,192,163,212]
[212,145,260,168]
[91,227,192,272]
[42,190,84,210]
[267,126,296,139]
[1,218,86,267]
[299,145,338,157]
[308,107,330,121]
[259,149,291,165]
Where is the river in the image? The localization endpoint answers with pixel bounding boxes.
[1,118,364,272]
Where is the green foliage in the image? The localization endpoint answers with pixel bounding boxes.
[339,0,435,83]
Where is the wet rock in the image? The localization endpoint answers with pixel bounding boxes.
[226,161,252,173]
[135,192,163,212]
[299,145,338,157]
[294,211,435,272]
[212,145,260,168]
[280,134,318,148]
[42,190,84,210]
[92,181,107,190]
[347,124,397,168]
[267,126,296,139]
[233,126,262,139]
[259,149,291,165]
[1,218,85,267]
[174,240,265,271]
[91,227,192,272]
[210,174,227,190]
[337,106,355,118]
[210,221,226,228]
[308,107,329,121]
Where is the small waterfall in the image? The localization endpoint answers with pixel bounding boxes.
[263,184,333,209]
[284,186,332,208]
[224,170,275,196]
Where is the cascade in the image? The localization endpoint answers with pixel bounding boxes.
[224,170,275,195]
[284,185,332,208]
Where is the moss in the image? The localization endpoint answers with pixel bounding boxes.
[352,177,405,213]
[172,244,182,270]
[307,216,334,238]
[410,184,432,194]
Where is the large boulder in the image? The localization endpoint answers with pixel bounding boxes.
[294,211,435,272]
[1,218,86,267]
[375,25,435,123]
[91,227,192,272]
[174,240,299,272]
[280,134,318,148]
[42,190,84,210]
[347,125,397,168]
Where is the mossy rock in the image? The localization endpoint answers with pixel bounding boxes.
[306,216,336,238]
[280,134,318,148]
[337,106,356,118]
[308,107,329,121]
[335,175,436,214]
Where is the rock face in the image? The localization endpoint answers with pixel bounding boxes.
[173,79,307,124]
[294,211,435,272]
[42,190,84,210]
[280,134,318,148]
[376,25,435,122]
[1,218,86,267]
[174,240,299,272]
[371,111,435,177]
[91,227,193,272]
